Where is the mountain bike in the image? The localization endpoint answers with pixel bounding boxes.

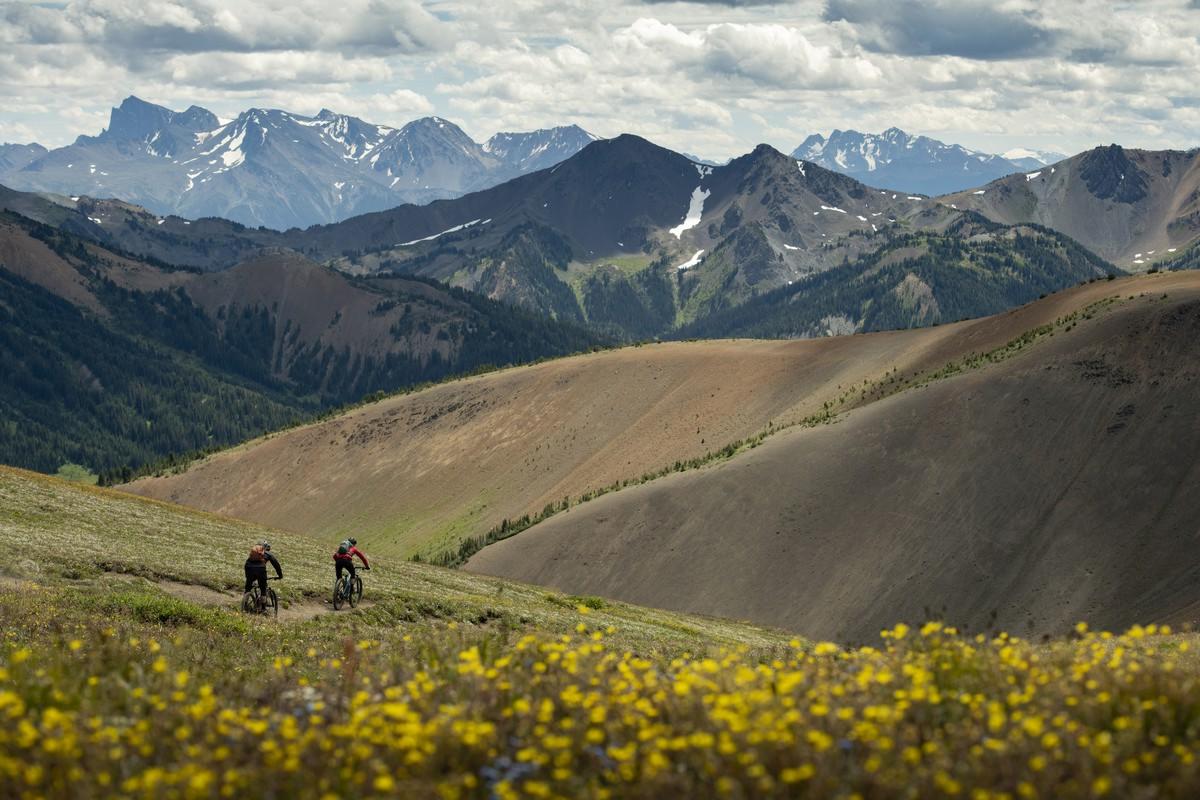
[241,576,280,618]
[332,566,368,610]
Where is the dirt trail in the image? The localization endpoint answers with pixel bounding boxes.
[155,579,233,606]
[151,579,375,622]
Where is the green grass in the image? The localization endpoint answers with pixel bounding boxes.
[561,254,658,307]
[3,576,1199,798]
[0,466,794,656]
[3,460,1200,797]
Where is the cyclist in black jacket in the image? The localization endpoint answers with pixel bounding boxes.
[245,541,283,600]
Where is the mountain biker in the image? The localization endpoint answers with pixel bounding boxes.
[333,537,370,590]
[245,541,283,606]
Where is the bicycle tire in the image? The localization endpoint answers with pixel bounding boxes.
[332,577,345,610]
[347,576,358,608]
[267,588,278,618]
[241,591,257,614]
[352,576,363,606]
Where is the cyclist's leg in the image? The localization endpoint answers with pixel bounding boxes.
[244,565,255,594]
[253,567,267,608]
[335,560,346,590]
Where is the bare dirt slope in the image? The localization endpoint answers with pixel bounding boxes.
[128,274,1198,560]
[468,272,1200,642]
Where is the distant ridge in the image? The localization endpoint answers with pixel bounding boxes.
[792,127,1065,195]
[0,96,598,229]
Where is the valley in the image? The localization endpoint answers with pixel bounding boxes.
[128,272,1195,577]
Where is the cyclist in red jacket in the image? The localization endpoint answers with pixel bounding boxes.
[333,538,370,588]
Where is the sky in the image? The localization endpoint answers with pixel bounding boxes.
[2,0,1199,160]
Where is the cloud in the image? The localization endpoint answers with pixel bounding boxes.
[824,0,1055,60]
[638,0,788,5]
[611,18,880,88]
[360,89,435,117]
[4,0,452,55]
[700,22,881,87]
[2,0,1200,160]
[165,51,393,89]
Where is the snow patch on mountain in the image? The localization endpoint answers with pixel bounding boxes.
[396,218,486,247]
[676,250,705,270]
[669,186,711,238]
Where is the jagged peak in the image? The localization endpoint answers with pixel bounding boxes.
[116,95,162,112]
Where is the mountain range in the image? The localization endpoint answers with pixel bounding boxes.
[793,128,1065,196]
[270,136,1121,337]
[2,135,1126,339]
[0,96,598,230]
[942,144,1200,265]
[4,121,1200,478]
[4,104,1081,228]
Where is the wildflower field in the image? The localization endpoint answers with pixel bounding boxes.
[4,469,1200,798]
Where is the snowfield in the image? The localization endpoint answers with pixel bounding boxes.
[670,186,711,238]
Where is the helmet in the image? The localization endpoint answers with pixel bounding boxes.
[260,541,271,551]
[349,538,357,546]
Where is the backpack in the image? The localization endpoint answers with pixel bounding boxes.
[249,544,266,562]
[337,543,349,555]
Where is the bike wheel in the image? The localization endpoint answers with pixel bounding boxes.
[348,576,359,608]
[241,591,257,613]
[266,588,278,618]
[332,578,344,610]
[352,576,363,606]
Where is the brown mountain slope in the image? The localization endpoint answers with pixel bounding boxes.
[467,271,1200,642]
[0,212,601,476]
[0,213,594,402]
[181,253,465,378]
[942,146,1200,268]
[127,273,1192,560]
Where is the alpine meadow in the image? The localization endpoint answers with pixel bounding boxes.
[5,1,1200,798]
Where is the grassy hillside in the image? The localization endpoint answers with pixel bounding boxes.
[469,272,1200,642]
[0,211,603,478]
[0,467,781,652]
[4,468,1200,798]
[129,272,1198,562]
